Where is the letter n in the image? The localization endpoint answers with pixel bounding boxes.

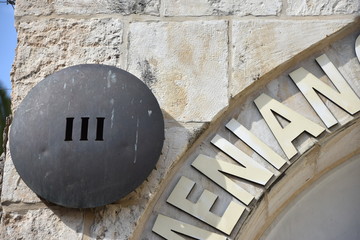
[290,54,360,128]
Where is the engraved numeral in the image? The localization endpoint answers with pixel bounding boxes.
[65,117,105,141]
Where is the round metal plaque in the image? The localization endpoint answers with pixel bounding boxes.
[10,65,164,208]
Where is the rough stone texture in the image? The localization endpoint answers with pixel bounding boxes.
[15,0,160,16]
[128,21,229,122]
[15,0,54,16]
[163,0,282,16]
[105,0,160,16]
[0,208,83,240]
[267,148,318,217]
[12,18,124,111]
[0,153,4,220]
[0,154,4,197]
[237,196,268,240]
[287,0,360,15]
[1,145,41,204]
[90,202,146,240]
[230,19,353,98]
[316,120,360,174]
[53,0,112,15]
[158,122,207,172]
[90,200,145,239]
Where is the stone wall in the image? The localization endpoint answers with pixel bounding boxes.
[1,0,359,239]
[138,29,360,239]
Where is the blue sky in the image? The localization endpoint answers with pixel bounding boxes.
[0,4,16,96]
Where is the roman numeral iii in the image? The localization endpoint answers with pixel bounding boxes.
[65,117,105,141]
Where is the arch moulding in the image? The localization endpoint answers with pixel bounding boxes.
[135,20,360,240]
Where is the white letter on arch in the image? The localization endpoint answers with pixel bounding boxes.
[290,54,360,128]
[167,176,245,235]
[254,93,325,159]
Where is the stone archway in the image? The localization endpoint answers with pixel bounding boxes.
[237,120,360,240]
[257,153,360,240]
[135,25,360,240]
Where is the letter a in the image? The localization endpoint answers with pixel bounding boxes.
[254,93,325,159]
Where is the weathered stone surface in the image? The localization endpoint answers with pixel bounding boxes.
[267,146,318,217]
[236,195,268,240]
[231,19,353,98]
[1,148,41,204]
[128,21,229,122]
[15,0,54,16]
[316,119,360,174]
[12,18,124,110]
[90,202,144,240]
[286,0,360,15]
[1,140,40,204]
[163,0,281,16]
[0,154,4,197]
[158,121,207,173]
[137,122,207,202]
[0,208,83,240]
[15,0,160,16]
[53,0,112,15]
[105,0,160,16]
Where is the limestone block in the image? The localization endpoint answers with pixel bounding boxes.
[287,0,360,15]
[236,196,268,240]
[0,154,4,196]
[267,146,318,217]
[90,202,146,240]
[231,19,353,98]
[157,122,207,174]
[316,120,360,174]
[12,18,124,110]
[1,148,41,204]
[53,0,113,15]
[104,0,160,16]
[128,21,229,122]
[15,0,160,16]
[15,0,54,16]
[0,208,83,240]
[163,0,281,16]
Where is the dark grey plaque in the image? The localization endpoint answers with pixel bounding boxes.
[10,65,164,208]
